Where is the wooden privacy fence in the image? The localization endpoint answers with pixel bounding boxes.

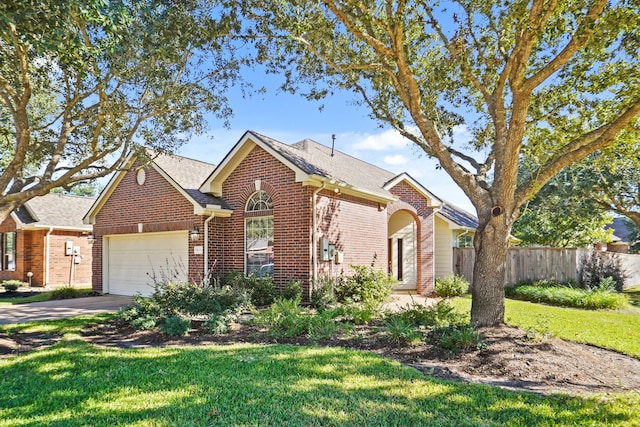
[453,247,640,288]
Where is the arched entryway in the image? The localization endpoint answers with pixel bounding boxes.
[388,210,417,290]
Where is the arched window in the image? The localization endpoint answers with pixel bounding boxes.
[246,190,273,211]
[245,191,274,277]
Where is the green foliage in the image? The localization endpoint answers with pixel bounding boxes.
[223,272,277,307]
[202,313,232,335]
[580,251,626,292]
[310,276,337,311]
[0,0,241,217]
[514,167,615,247]
[1,280,22,292]
[280,280,302,301]
[435,275,469,298]
[117,281,249,332]
[384,316,423,346]
[437,325,485,354]
[51,287,81,300]
[252,297,310,339]
[510,284,629,310]
[334,265,393,306]
[159,315,191,336]
[389,300,465,329]
[130,315,156,331]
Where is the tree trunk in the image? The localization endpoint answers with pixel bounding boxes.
[470,218,512,327]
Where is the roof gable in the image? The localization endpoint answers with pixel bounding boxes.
[383,173,443,207]
[84,152,229,224]
[16,193,96,231]
[201,131,411,203]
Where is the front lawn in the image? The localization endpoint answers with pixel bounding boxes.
[452,296,640,358]
[1,336,638,426]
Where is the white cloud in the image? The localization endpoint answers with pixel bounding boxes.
[384,154,409,166]
[350,129,409,151]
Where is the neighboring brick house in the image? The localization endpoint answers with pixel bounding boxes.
[0,193,95,287]
[85,130,477,298]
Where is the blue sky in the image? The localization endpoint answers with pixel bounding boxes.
[178,73,475,212]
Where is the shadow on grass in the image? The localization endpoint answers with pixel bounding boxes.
[0,340,635,426]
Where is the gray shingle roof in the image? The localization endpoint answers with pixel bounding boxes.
[439,203,478,229]
[152,153,230,209]
[606,217,634,243]
[16,193,96,230]
[250,131,397,200]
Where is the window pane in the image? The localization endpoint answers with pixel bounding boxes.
[246,191,273,211]
[246,217,274,277]
[3,232,16,271]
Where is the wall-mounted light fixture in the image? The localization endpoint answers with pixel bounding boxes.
[190,225,200,242]
[87,233,96,244]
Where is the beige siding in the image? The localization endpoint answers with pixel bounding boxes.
[434,216,454,278]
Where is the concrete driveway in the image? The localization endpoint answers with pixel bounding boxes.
[0,295,132,324]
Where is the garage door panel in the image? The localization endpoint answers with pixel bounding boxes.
[106,231,188,296]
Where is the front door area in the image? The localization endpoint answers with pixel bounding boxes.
[388,210,417,290]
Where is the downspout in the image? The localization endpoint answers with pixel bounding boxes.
[204,211,216,281]
[312,182,327,286]
[45,227,53,286]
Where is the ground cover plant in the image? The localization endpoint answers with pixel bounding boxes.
[506,278,629,310]
[625,285,640,307]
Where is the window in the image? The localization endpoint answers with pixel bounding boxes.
[457,233,473,248]
[245,191,274,277]
[1,232,16,271]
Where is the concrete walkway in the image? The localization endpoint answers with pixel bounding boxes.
[0,295,132,324]
[383,292,437,311]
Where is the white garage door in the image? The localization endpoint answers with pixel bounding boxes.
[106,231,188,296]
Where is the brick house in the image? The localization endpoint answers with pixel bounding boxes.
[85,130,479,298]
[0,193,95,287]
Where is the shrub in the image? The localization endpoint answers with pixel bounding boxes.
[510,284,628,310]
[580,250,626,292]
[281,281,303,301]
[1,280,22,292]
[203,313,231,335]
[334,265,393,306]
[223,272,276,307]
[148,281,250,317]
[307,311,343,343]
[159,315,191,336]
[384,316,423,346]
[310,277,337,311]
[130,315,156,331]
[389,300,465,329]
[346,302,382,325]
[51,286,81,299]
[435,275,469,297]
[437,325,485,354]
[252,297,310,338]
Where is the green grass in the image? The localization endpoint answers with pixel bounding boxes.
[0,287,92,305]
[452,296,640,358]
[1,338,638,426]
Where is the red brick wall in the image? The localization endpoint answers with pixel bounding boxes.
[47,231,93,286]
[0,216,93,287]
[316,191,388,278]
[387,181,436,294]
[92,162,205,293]
[213,146,313,291]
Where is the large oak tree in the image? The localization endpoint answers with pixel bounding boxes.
[0,0,241,221]
[243,0,640,325]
